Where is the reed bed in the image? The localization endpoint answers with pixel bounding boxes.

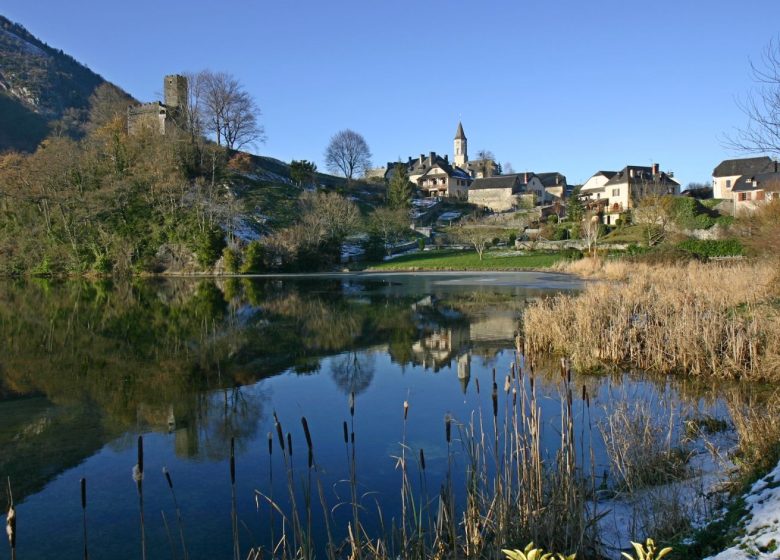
[525,260,780,381]
[253,352,599,560]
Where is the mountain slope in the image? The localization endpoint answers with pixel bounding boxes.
[0,15,110,151]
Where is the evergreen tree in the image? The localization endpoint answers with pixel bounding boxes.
[387,163,413,209]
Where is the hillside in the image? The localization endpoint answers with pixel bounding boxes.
[0,15,120,151]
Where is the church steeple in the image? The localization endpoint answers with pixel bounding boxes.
[454,121,467,167]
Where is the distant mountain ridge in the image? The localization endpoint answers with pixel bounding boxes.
[0,15,125,151]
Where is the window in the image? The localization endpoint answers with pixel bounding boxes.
[726,179,732,190]
[612,188,620,197]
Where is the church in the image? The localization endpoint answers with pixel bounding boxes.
[385,122,499,199]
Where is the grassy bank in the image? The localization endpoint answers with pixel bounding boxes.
[367,249,565,271]
[524,259,780,381]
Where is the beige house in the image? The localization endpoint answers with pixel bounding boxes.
[712,157,776,200]
[731,171,780,213]
[600,164,680,225]
[535,172,568,201]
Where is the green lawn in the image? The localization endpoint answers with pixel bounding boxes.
[367,249,565,271]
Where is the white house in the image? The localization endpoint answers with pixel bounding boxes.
[731,171,780,213]
[712,156,776,200]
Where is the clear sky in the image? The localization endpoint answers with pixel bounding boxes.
[3,0,778,186]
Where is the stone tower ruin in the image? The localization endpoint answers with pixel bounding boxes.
[128,74,188,135]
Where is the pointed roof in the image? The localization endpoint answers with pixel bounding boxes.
[454,121,466,140]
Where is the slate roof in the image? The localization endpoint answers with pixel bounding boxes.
[712,157,775,178]
[385,152,469,182]
[454,121,466,140]
[732,171,780,193]
[469,175,522,191]
[604,166,679,188]
[535,172,567,187]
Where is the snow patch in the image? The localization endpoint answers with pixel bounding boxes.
[706,459,780,559]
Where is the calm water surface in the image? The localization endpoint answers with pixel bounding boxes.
[0,273,730,559]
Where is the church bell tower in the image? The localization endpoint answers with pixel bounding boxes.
[454,121,467,167]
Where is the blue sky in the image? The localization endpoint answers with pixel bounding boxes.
[3,0,778,186]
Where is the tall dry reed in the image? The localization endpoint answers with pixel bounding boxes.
[525,261,780,381]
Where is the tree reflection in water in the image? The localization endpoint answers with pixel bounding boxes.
[330,351,376,395]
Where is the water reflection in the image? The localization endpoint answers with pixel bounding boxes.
[0,275,541,502]
[3,273,751,559]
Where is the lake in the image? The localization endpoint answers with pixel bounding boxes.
[0,273,737,559]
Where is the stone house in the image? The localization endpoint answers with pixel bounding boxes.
[535,172,568,201]
[712,156,776,200]
[600,164,680,225]
[127,74,188,135]
[468,175,524,211]
[386,152,472,198]
[731,171,780,213]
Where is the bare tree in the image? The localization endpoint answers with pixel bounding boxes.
[453,217,493,261]
[581,212,602,255]
[324,129,372,182]
[727,38,780,156]
[474,149,497,177]
[634,195,672,246]
[503,162,515,175]
[199,70,265,151]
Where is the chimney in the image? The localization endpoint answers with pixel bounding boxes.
[444,154,449,162]
[523,171,528,183]
[419,154,424,165]
[775,160,778,173]
[429,151,436,164]
[652,163,659,176]
[408,156,412,164]
[629,169,635,179]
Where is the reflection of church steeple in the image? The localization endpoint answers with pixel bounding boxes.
[457,353,471,394]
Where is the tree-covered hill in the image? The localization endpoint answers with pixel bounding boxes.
[0,15,131,151]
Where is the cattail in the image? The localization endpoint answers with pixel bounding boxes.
[445,414,452,444]
[275,418,285,452]
[512,387,517,407]
[303,416,315,468]
[349,392,355,417]
[286,433,293,457]
[475,378,481,394]
[510,362,516,380]
[403,400,409,421]
[492,382,498,418]
[582,385,586,401]
[492,368,496,383]
[419,449,426,471]
[81,477,88,560]
[504,375,511,394]
[343,421,349,444]
[351,432,355,445]
[137,435,144,478]
[267,432,273,456]
[230,437,236,485]
[6,504,15,552]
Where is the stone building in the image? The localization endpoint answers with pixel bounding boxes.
[127,74,188,135]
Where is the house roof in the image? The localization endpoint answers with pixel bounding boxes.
[534,172,567,187]
[469,175,522,191]
[454,121,466,140]
[712,156,775,178]
[732,171,780,193]
[604,166,679,188]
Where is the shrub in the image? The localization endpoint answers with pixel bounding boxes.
[508,232,517,246]
[676,238,744,258]
[417,238,426,251]
[193,224,227,268]
[492,236,501,246]
[222,247,242,273]
[240,241,266,273]
[667,197,719,230]
[547,214,559,224]
[552,227,570,241]
[561,247,583,260]
[30,257,52,277]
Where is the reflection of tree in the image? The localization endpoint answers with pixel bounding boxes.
[176,386,267,460]
[330,351,376,395]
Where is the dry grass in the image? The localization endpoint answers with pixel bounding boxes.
[525,260,780,381]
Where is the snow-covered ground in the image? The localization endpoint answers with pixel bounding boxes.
[706,460,780,559]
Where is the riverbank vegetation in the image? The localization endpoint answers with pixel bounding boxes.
[524,260,780,381]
